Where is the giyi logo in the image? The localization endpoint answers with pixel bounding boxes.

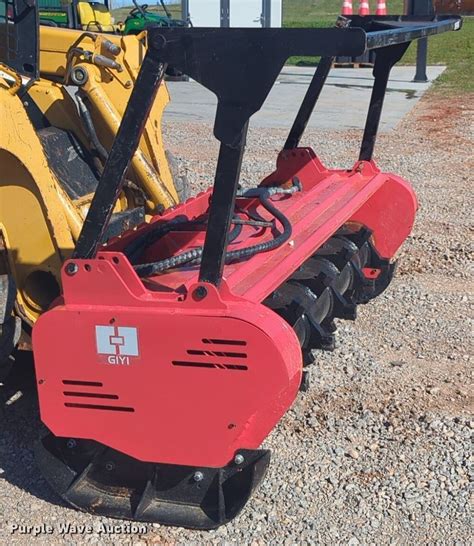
[95,325,139,365]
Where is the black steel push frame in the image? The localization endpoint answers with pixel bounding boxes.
[0,0,39,79]
[73,16,462,287]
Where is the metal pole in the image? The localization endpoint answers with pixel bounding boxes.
[262,0,271,27]
[181,0,189,23]
[408,0,433,82]
[414,37,428,82]
[221,0,230,27]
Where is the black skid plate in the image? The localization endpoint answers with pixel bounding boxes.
[36,435,270,530]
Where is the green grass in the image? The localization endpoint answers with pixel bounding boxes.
[400,18,474,93]
[283,0,473,94]
[114,2,472,94]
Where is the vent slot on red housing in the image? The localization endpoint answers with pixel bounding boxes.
[62,381,134,412]
[172,361,248,371]
[202,338,247,346]
[63,391,119,400]
[173,338,249,371]
[62,380,103,387]
[187,349,247,358]
[64,403,135,412]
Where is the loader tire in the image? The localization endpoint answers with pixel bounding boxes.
[0,275,20,379]
[166,150,189,203]
[0,274,16,325]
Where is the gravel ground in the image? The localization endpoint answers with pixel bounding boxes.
[0,93,472,545]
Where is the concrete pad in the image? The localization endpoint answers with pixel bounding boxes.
[164,65,445,132]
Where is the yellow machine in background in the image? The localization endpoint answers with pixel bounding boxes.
[76,0,115,31]
[0,22,186,371]
[39,0,116,32]
[38,26,181,212]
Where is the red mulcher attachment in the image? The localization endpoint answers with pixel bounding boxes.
[33,17,461,529]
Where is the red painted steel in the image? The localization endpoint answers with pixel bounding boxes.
[34,273,302,468]
[32,148,417,469]
[108,149,417,301]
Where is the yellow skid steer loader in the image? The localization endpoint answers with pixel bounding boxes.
[0,4,185,374]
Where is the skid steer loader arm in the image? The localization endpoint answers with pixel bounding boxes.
[1,1,188,336]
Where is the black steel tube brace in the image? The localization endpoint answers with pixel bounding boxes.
[359,42,409,161]
[71,15,461,275]
[74,52,167,259]
[284,57,334,150]
[199,129,248,286]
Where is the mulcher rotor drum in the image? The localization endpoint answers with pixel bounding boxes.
[32,16,461,529]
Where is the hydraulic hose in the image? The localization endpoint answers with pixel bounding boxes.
[235,179,301,198]
[132,179,301,278]
[223,189,293,264]
[134,223,243,277]
[124,216,205,263]
[76,93,109,163]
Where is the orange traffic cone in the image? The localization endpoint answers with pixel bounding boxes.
[341,0,353,15]
[375,0,387,15]
[358,0,370,15]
